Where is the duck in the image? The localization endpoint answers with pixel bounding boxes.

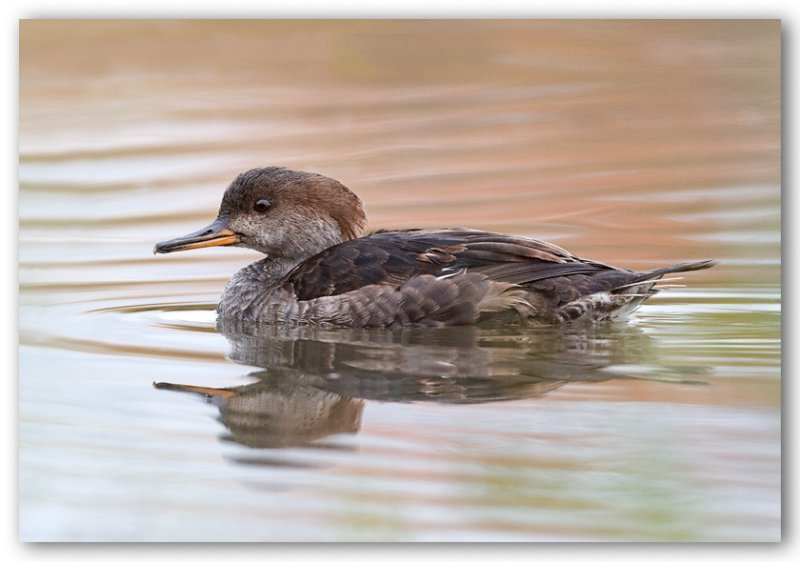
[154,167,716,327]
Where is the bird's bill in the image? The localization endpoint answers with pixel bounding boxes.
[153,217,240,254]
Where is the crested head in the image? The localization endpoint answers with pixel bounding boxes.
[218,167,367,258]
[154,166,367,262]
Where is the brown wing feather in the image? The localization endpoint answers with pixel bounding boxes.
[286,228,616,301]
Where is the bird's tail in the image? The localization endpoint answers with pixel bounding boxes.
[638,259,718,281]
[613,259,718,294]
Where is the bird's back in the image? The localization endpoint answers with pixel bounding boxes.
[226,228,712,326]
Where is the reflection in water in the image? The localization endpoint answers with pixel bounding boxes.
[156,319,706,451]
[155,375,363,451]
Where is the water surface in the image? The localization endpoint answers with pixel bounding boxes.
[19,20,780,541]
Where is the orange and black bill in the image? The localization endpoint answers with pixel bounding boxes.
[153,216,239,254]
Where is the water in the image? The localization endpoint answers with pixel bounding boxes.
[18,20,781,541]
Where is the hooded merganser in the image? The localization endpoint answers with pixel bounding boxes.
[154,167,716,327]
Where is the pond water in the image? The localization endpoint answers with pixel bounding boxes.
[18,20,781,541]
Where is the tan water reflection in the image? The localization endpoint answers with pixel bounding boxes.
[155,321,708,452]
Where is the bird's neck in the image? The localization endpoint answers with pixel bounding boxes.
[217,255,303,318]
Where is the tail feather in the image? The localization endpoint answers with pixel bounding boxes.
[555,259,716,323]
[613,259,716,296]
[639,259,718,281]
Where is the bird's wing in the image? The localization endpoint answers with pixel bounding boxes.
[285,228,615,301]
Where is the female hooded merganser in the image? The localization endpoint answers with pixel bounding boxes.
[154,167,716,327]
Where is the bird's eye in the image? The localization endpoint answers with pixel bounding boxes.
[253,199,271,213]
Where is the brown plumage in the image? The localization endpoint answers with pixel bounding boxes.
[154,167,716,327]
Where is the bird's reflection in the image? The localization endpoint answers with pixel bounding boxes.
[156,318,705,453]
